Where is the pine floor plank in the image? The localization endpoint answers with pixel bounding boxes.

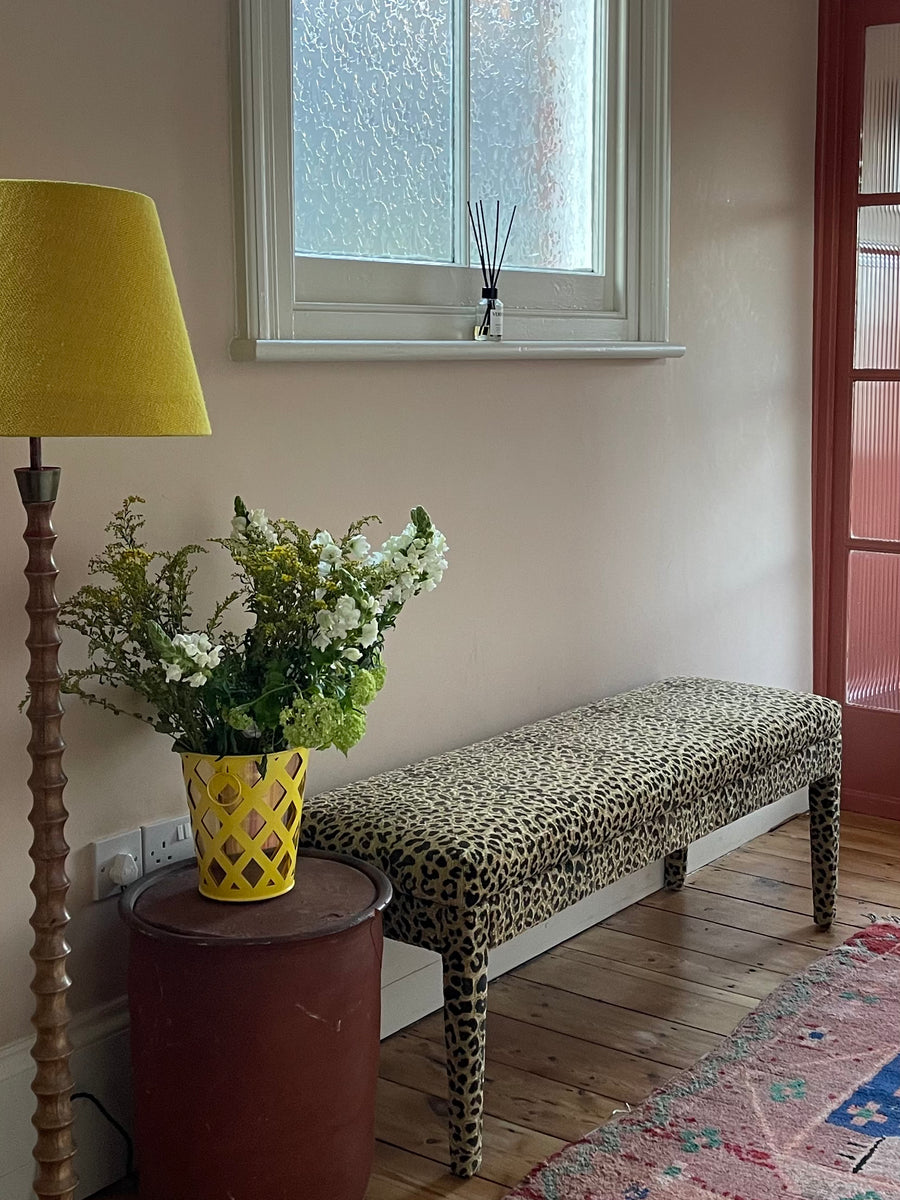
[516,947,753,1035]
[747,828,900,882]
[366,1144,508,1199]
[602,903,824,973]
[487,974,722,1067]
[552,944,765,1006]
[777,814,900,858]
[375,1077,567,1188]
[378,1029,621,1141]
[640,885,859,947]
[685,864,876,926]
[414,1009,677,1101]
[562,923,792,997]
[721,846,900,909]
[836,811,900,834]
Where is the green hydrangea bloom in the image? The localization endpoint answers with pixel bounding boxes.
[280,693,342,750]
[370,664,387,693]
[223,708,258,733]
[348,669,377,708]
[333,708,367,754]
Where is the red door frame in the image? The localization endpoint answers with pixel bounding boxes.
[813,0,900,820]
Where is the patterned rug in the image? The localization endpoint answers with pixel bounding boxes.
[506,922,900,1200]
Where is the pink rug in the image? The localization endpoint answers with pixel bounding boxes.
[506,923,900,1200]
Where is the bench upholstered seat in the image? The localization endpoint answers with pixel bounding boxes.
[300,677,842,1177]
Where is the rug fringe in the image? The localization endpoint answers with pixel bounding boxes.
[865,912,900,925]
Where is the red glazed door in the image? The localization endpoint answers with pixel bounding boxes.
[815,1,900,819]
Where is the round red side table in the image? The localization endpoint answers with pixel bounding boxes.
[120,849,391,1200]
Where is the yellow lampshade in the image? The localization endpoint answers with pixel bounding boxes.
[0,180,210,437]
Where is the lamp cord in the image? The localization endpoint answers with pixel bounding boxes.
[71,1091,135,1179]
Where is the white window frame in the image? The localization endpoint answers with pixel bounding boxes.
[230,0,683,362]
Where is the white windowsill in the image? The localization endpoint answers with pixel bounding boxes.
[230,338,687,363]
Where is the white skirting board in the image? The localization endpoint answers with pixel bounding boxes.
[0,792,806,1199]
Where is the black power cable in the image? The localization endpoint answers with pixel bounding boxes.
[72,1091,135,1180]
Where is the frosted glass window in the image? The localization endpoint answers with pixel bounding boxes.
[469,0,599,272]
[291,0,604,271]
[860,24,900,195]
[854,206,900,370]
[291,0,454,263]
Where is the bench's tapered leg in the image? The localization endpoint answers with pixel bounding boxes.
[442,935,489,1178]
[809,771,840,928]
[664,846,688,890]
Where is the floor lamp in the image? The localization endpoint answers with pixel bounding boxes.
[0,180,211,1200]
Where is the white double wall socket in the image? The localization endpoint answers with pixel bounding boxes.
[91,815,195,901]
[141,814,195,871]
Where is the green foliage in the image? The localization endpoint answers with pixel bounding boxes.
[58,496,447,756]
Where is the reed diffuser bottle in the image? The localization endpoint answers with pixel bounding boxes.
[468,201,516,342]
[475,288,503,340]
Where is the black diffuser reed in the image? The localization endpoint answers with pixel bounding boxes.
[467,200,516,340]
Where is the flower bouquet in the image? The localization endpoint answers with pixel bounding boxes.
[61,496,447,899]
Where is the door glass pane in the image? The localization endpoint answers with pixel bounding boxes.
[470,0,599,273]
[850,381,900,541]
[292,0,454,262]
[860,24,900,194]
[854,206,900,368]
[846,550,900,711]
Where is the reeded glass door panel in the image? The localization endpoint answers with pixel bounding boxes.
[469,0,601,273]
[292,0,454,262]
[854,206,900,368]
[850,381,900,541]
[860,24,900,194]
[846,550,900,711]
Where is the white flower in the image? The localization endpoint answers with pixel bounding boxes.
[312,530,335,549]
[342,647,362,662]
[164,663,183,682]
[312,629,332,651]
[334,596,359,621]
[207,646,223,668]
[358,620,378,648]
[186,672,207,688]
[319,542,342,566]
[347,534,371,560]
[318,561,332,577]
[234,507,277,545]
[314,588,326,602]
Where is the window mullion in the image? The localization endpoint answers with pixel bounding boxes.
[593,0,609,275]
[453,0,471,268]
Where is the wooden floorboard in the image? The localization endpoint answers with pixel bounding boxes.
[85,811,897,1199]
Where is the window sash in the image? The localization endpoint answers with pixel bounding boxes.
[231,0,673,354]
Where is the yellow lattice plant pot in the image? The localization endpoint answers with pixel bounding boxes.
[180,746,309,902]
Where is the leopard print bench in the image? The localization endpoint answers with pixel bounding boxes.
[300,677,841,1178]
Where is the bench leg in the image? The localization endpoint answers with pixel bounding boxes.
[664,846,688,890]
[809,771,840,928]
[442,935,489,1178]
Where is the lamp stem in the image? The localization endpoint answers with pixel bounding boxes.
[14,462,76,1200]
[30,437,42,471]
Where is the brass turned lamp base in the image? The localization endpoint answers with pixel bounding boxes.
[16,449,77,1200]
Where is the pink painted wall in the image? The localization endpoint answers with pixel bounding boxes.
[0,0,818,1044]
